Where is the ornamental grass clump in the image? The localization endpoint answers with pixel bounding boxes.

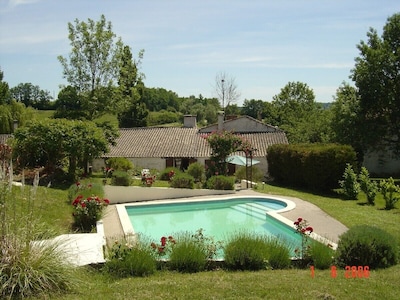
[0,165,79,299]
[224,231,288,271]
[104,235,157,278]
[168,232,209,273]
[308,240,335,270]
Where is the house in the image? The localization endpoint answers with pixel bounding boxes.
[93,113,289,176]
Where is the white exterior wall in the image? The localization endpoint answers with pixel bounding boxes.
[363,149,400,175]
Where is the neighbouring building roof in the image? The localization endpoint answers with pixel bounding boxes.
[106,116,288,159]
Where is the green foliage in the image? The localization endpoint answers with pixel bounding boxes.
[10,82,53,109]
[58,15,125,120]
[186,162,205,183]
[224,232,270,271]
[168,232,208,273]
[379,177,400,210]
[358,167,378,205]
[268,143,357,192]
[147,110,181,126]
[71,194,109,232]
[263,238,292,269]
[159,167,182,181]
[351,13,400,156]
[205,175,235,190]
[104,236,156,277]
[335,225,398,269]
[53,85,87,119]
[339,163,360,200]
[309,241,335,270]
[67,179,104,202]
[206,130,251,178]
[234,165,264,182]
[0,176,79,299]
[111,170,132,186]
[106,157,133,171]
[169,172,195,189]
[13,119,115,181]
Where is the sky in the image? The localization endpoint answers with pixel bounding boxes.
[0,0,399,104]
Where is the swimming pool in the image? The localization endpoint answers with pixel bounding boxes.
[117,196,300,248]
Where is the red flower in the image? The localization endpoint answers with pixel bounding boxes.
[306,226,313,232]
[297,217,303,222]
[76,182,80,186]
[104,199,110,204]
[161,236,167,246]
[301,228,306,233]
[294,221,299,226]
[80,202,86,208]
[158,247,164,253]
[150,242,157,249]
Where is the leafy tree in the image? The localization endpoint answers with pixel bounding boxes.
[206,130,250,178]
[214,72,240,112]
[0,68,11,105]
[141,87,179,111]
[117,45,148,127]
[58,14,124,120]
[330,82,360,145]
[351,13,400,156]
[242,99,265,119]
[13,119,115,180]
[0,101,34,133]
[53,85,87,119]
[10,83,52,109]
[271,81,324,143]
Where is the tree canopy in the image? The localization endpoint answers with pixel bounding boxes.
[13,119,118,180]
[351,13,400,156]
[58,14,124,120]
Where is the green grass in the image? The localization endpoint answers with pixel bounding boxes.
[22,181,400,300]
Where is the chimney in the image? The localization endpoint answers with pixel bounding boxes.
[183,115,197,128]
[218,111,224,131]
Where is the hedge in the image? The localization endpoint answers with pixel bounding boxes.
[267,143,357,191]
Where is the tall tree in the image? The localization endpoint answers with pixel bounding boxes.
[271,81,322,143]
[242,99,265,119]
[0,68,11,105]
[330,82,361,146]
[10,83,52,109]
[53,85,86,119]
[214,72,240,113]
[351,13,400,156]
[58,14,124,120]
[117,45,148,127]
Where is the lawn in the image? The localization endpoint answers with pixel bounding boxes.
[24,181,400,300]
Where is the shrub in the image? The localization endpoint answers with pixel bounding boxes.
[268,143,356,192]
[206,175,235,190]
[111,170,132,186]
[224,232,270,271]
[106,157,133,171]
[170,173,195,189]
[168,232,208,273]
[187,162,205,183]
[104,236,156,277]
[338,163,360,200]
[234,165,264,183]
[71,195,109,232]
[335,225,399,269]
[379,177,400,210]
[159,167,182,181]
[358,167,378,205]
[309,241,334,270]
[264,237,292,269]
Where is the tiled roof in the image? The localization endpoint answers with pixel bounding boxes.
[107,127,211,158]
[106,127,288,158]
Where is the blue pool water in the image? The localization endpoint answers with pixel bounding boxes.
[125,197,300,248]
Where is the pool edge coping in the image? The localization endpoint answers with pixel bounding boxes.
[115,195,338,250]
